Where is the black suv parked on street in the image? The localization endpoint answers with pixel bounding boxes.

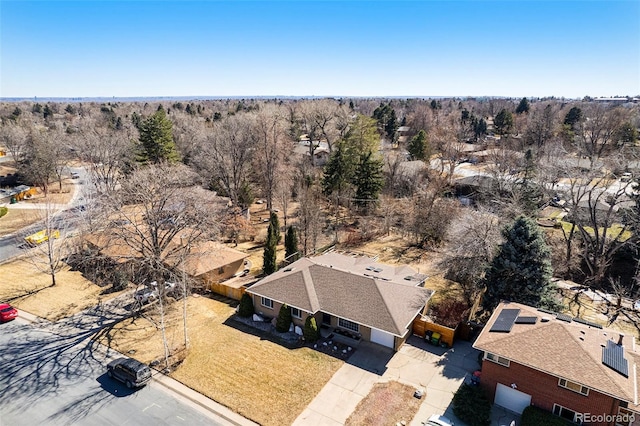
[106,357,152,388]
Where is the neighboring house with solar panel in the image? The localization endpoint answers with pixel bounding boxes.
[245,252,432,350]
[473,302,640,425]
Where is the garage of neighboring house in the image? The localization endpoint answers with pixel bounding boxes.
[494,383,532,414]
[370,327,395,349]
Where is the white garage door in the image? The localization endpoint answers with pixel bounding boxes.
[370,328,395,349]
[495,383,531,414]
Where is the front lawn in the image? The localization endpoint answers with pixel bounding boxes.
[0,258,110,320]
[96,296,343,426]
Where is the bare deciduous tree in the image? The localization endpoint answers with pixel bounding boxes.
[93,163,224,368]
[194,114,256,207]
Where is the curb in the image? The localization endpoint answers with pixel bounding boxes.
[152,374,258,426]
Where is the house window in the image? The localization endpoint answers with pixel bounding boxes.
[338,318,359,332]
[291,307,302,319]
[553,404,582,424]
[261,297,273,309]
[558,378,589,396]
[485,352,510,367]
[617,407,636,426]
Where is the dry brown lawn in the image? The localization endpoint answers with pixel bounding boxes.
[563,290,640,339]
[0,258,112,320]
[349,234,452,293]
[97,296,343,426]
[24,181,75,205]
[345,381,422,426]
[0,208,47,237]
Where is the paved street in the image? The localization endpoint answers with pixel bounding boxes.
[0,303,232,426]
[0,165,89,264]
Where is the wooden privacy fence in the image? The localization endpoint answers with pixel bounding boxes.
[209,282,246,301]
[412,316,457,348]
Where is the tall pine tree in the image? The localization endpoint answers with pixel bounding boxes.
[353,151,384,213]
[284,225,300,262]
[408,130,429,160]
[137,106,180,164]
[482,216,558,312]
[263,212,280,275]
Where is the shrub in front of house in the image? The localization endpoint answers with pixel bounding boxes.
[276,303,292,332]
[452,383,491,426]
[0,206,7,219]
[238,293,255,318]
[304,316,320,342]
[521,406,572,426]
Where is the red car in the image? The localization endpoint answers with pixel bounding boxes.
[0,303,18,322]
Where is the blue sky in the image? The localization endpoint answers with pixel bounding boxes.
[1,1,638,98]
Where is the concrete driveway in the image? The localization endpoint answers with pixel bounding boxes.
[293,336,481,425]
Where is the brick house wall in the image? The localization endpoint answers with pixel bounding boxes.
[481,358,623,426]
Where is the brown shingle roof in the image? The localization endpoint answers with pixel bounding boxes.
[169,241,248,277]
[474,302,638,404]
[247,255,432,336]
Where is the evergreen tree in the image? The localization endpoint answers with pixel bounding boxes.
[518,149,542,216]
[563,106,583,128]
[474,118,488,140]
[515,97,530,114]
[284,225,300,262]
[303,316,321,342]
[43,104,53,120]
[268,211,280,244]
[482,216,558,312]
[385,108,398,140]
[322,147,351,196]
[11,107,21,119]
[32,103,43,114]
[494,109,514,135]
[238,292,255,317]
[262,212,280,275]
[408,130,429,160]
[616,122,638,145]
[353,151,384,213]
[276,304,292,332]
[137,107,180,164]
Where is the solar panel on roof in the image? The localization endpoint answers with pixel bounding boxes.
[515,316,538,324]
[556,313,573,323]
[573,317,603,329]
[602,340,629,377]
[490,309,520,333]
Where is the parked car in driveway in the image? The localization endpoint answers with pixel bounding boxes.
[106,357,152,388]
[134,281,177,305]
[134,288,157,305]
[0,303,18,322]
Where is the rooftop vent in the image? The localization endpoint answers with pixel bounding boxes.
[283,267,295,272]
[541,316,551,322]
